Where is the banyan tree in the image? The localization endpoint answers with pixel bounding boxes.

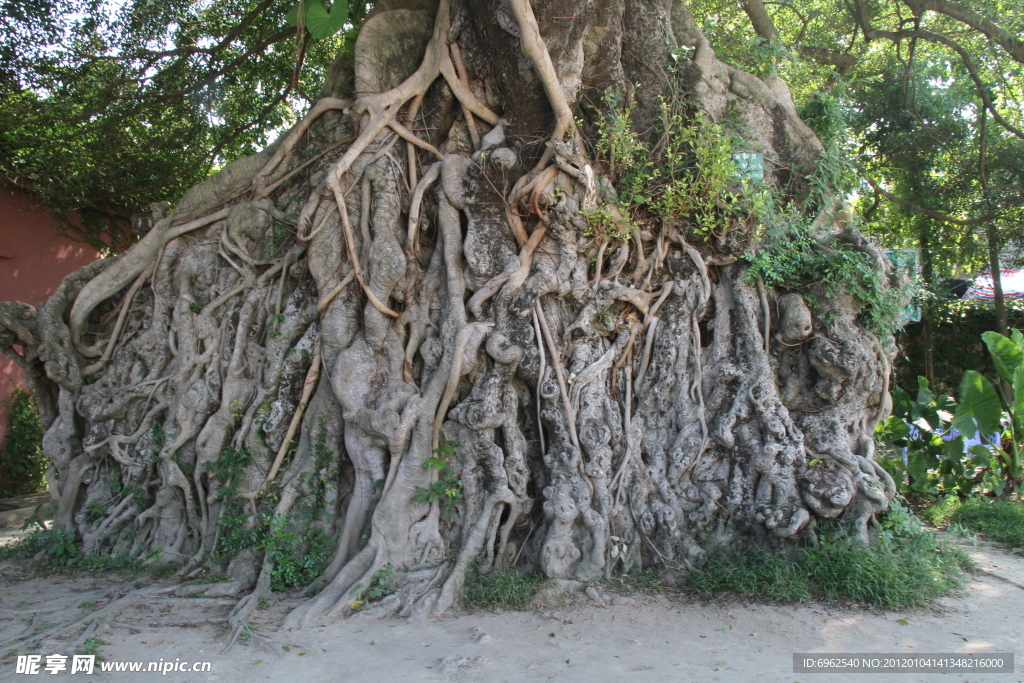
[0,0,900,639]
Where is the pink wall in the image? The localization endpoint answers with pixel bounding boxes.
[0,186,104,442]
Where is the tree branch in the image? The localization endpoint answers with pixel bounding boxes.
[860,171,997,225]
[851,0,1024,142]
[904,0,1024,65]
[740,0,781,42]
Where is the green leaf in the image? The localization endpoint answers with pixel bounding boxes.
[906,451,931,489]
[952,370,1002,440]
[875,415,910,442]
[891,386,913,419]
[982,331,1024,384]
[287,0,349,39]
[1013,366,1024,426]
[285,3,299,26]
[915,376,935,406]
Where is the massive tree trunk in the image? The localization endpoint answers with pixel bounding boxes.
[0,0,895,633]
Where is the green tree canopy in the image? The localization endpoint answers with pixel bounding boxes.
[3,0,1022,257]
[0,0,367,250]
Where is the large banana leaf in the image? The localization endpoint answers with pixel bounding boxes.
[982,330,1024,384]
[952,369,1003,439]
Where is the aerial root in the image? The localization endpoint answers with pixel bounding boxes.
[756,276,770,354]
[260,136,351,199]
[433,493,514,615]
[535,301,580,451]
[610,364,634,507]
[316,268,355,312]
[507,0,574,169]
[330,179,400,318]
[432,322,493,451]
[505,223,549,293]
[82,260,154,375]
[388,119,443,159]
[223,570,272,653]
[634,317,659,388]
[69,207,229,359]
[404,93,425,188]
[0,584,178,653]
[253,97,353,193]
[407,161,443,258]
[262,336,322,488]
[531,307,547,454]
[449,42,481,150]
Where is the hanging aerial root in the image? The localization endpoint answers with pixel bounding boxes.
[611,319,641,396]
[82,260,154,375]
[610,365,634,508]
[432,322,493,452]
[329,179,399,318]
[508,0,575,168]
[756,276,770,354]
[308,0,496,208]
[449,43,481,150]
[262,336,322,489]
[388,120,443,159]
[532,307,547,454]
[535,301,579,450]
[69,207,230,358]
[317,269,355,312]
[253,97,353,192]
[405,93,425,189]
[259,135,351,199]
[406,161,443,258]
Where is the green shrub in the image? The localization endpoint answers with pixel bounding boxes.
[686,501,971,609]
[0,389,47,497]
[462,566,543,609]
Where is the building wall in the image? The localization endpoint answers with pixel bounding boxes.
[0,186,104,442]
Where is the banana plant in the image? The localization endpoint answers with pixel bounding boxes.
[951,329,1024,497]
[875,377,975,496]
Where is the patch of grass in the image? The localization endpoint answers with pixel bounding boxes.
[919,496,962,527]
[462,566,543,610]
[927,497,1024,549]
[76,637,104,660]
[687,502,972,609]
[0,529,179,580]
[180,573,227,587]
[688,551,813,603]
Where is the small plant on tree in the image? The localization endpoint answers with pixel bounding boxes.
[414,432,464,520]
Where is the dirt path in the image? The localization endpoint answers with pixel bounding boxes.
[1,535,1021,682]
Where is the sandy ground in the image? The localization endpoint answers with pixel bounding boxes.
[1,527,1022,683]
